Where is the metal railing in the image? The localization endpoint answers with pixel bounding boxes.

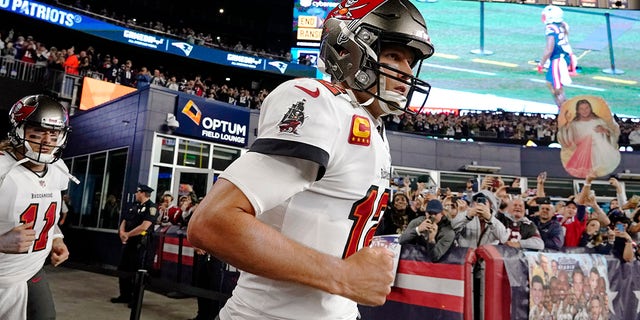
[0,57,48,82]
[0,57,106,114]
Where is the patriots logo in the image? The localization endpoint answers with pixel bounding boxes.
[267,61,288,74]
[171,42,194,56]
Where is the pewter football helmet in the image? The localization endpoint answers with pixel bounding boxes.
[8,95,70,164]
[319,0,434,115]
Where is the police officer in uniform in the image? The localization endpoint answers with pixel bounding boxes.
[111,184,157,305]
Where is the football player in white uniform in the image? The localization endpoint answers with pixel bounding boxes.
[187,0,434,319]
[0,95,74,320]
[538,5,574,108]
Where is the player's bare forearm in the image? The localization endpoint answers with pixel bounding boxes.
[187,179,394,305]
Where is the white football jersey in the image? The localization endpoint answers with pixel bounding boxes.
[219,78,392,320]
[0,152,68,288]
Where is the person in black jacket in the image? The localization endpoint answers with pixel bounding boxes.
[376,193,417,235]
[399,199,456,262]
[111,184,157,305]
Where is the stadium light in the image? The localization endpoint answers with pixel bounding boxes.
[616,171,640,181]
[460,164,501,174]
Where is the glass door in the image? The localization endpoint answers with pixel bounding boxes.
[172,168,214,199]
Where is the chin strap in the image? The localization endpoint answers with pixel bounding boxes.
[0,158,80,189]
[346,76,407,116]
[345,89,374,109]
[52,160,80,185]
[377,75,406,116]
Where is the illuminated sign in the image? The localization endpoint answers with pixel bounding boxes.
[123,29,164,49]
[298,15,319,28]
[176,96,250,147]
[0,0,81,26]
[297,28,323,41]
[293,0,340,47]
[79,77,136,110]
[290,47,320,67]
[226,54,262,69]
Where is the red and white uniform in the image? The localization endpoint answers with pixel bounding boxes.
[0,152,68,319]
[219,78,392,320]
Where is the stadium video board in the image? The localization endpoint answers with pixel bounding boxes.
[292,0,339,48]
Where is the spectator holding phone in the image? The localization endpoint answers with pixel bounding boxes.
[578,218,613,255]
[464,178,477,199]
[481,175,504,193]
[608,214,636,262]
[442,195,466,221]
[451,190,508,248]
[376,193,417,236]
[399,199,456,262]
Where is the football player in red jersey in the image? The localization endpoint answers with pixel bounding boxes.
[0,95,74,319]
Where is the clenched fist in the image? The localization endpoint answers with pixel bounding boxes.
[338,246,395,306]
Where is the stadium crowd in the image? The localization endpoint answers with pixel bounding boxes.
[376,172,640,319]
[151,167,640,320]
[46,0,294,62]
[2,26,640,147]
[383,111,640,148]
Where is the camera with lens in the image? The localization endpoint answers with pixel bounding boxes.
[476,196,487,204]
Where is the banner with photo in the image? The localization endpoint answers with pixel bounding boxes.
[524,252,609,320]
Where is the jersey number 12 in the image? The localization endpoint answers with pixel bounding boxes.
[342,186,389,258]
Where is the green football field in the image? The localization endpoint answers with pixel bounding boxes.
[412,0,640,117]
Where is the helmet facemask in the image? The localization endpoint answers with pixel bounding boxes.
[11,123,69,164]
[355,45,431,115]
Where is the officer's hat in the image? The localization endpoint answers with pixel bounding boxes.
[137,184,154,193]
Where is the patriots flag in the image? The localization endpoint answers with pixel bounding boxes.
[359,245,472,320]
